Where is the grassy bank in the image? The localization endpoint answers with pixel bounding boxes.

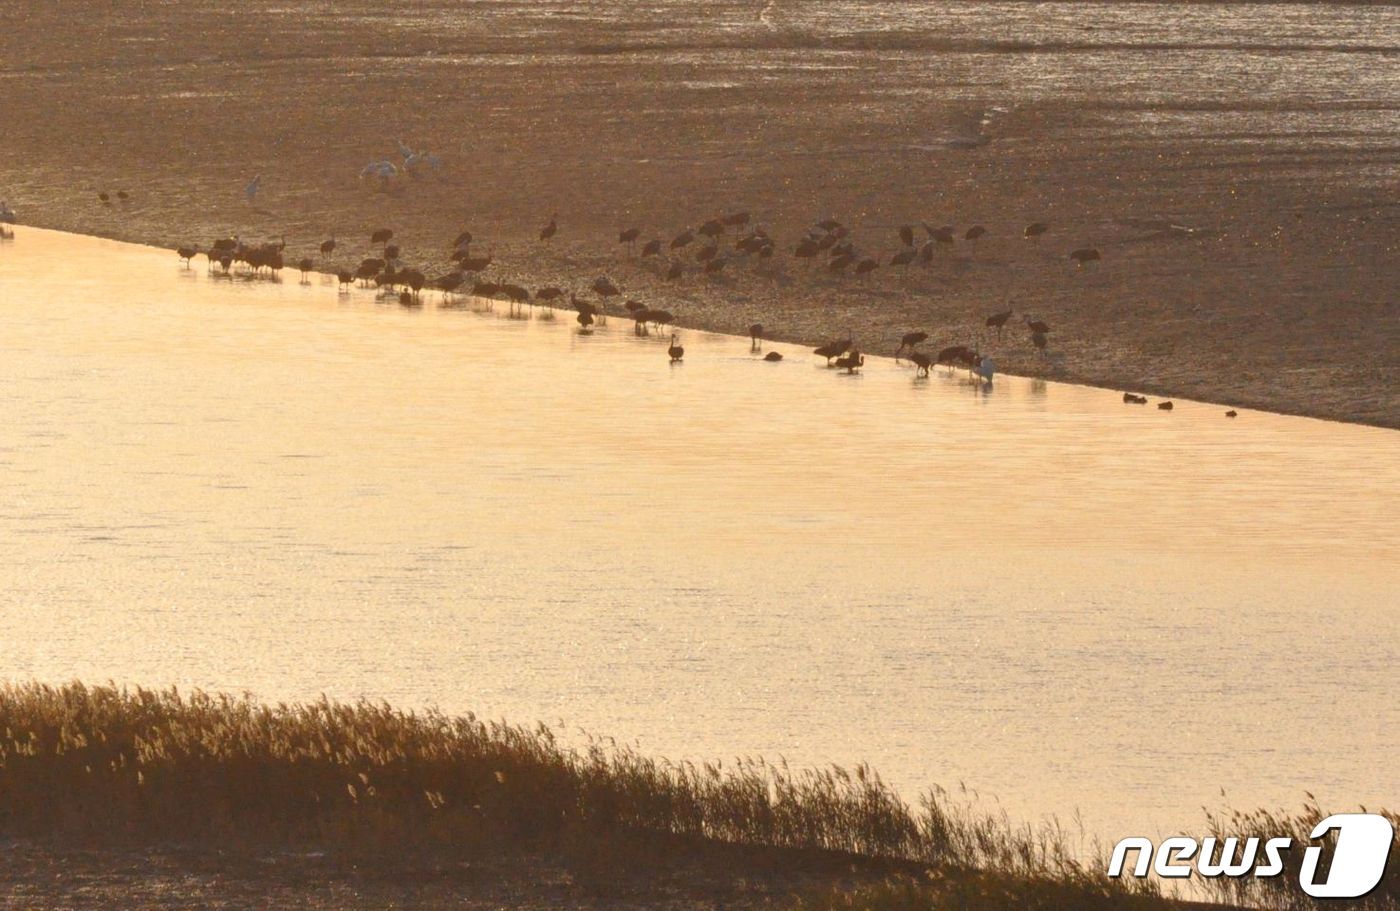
[0,683,1392,909]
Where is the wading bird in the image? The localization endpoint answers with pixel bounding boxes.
[176,245,199,266]
[668,333,685,363]
[814,333,852,366]
[835,350,864,374]
[749,323,763,349]
[539,214,557,242]
[320,237,337,256]
[985,309,1013,338]
[909,351,932,376]
[896,331,928,360]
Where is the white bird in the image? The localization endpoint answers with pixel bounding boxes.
[244,174,261,204]
[975,356,996,383]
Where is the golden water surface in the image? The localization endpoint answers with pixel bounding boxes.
[1,228,1395,843]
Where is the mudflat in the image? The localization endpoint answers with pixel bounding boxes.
[1,1,1395,426]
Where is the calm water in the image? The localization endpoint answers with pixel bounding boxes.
[1,227,1396,845]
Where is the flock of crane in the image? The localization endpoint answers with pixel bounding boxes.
[0,190,1235,415]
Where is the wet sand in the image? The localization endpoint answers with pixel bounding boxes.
[0,0,1396,427]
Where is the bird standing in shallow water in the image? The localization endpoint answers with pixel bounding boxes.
[909,351,932,377]
[896,331,928,361]
[749,323,763,350]
[668,333,684,363]
[835,350,864,374]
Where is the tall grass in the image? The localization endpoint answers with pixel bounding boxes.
[0,682,1391,910]
[1199,801,1399,911]
[0,683,1130,879]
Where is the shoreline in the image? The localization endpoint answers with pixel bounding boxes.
[8,219,1397,433]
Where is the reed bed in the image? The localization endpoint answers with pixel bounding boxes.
[1199,802,1399,911]
[0,684,1126,875]
[0,682,1391,910]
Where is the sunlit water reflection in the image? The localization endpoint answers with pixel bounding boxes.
[1,228,1395,845]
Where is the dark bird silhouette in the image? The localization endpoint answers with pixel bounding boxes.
[698,219,725,238]
[460,254,492,273]
[176,245,199,266]
[98,192,111,205]
[671,229,694,249]
[814,333,853,366]
[668,333,685,363]
[453,230,474,249]
[591,277,620,298]
[854,257,878,278]
[618,227,640,253]
[896,331,928,360]
[1024,222,1049,239]
[117,191,129,202]
[919,241,935,264]
[828,254,855,274]
[835,350,864,374]
[704,258,726,274]
[1024,316,1050,334]
[383,243,400,263]
[697,244,718,262]
[337,270,353,289]
[1031,331,1048,355]
[909,351,932,376]
[749,323,763,349]
[1158,401,1174,410]
[472,281,500,298]
[1070,248,1101,267]
[400,289,417,307]
[898,225,915,247]
[891,248,916,268]
[795,238,820,260]
[764,351,783,362]
[985,309,1013,338]
[577,309,594,330]
[435,271,466,295]
[964,226,986,241]
[624,299,647,314]
[536,286,565,304]
[320,237,337,256]
[539,214,558,242]
[1225,410,1238,418]
[936,345,973,372]
[1123,392,1148,404]
[298,257,314,280]
[665,261,684,281]
[642,239,662,257]
[371,228,393,246]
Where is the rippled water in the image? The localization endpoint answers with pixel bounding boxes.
[1,227,1396,844]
